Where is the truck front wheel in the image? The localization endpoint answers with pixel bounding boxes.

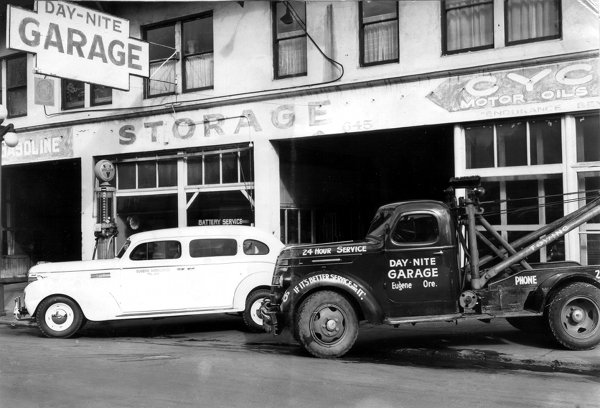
[547,282,600,350]
[294,290,358,358]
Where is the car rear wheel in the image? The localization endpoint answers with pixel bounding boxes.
[547,282,600,350]
[243,289,270,332]
[294,290,358,358]
[35,296,85,338]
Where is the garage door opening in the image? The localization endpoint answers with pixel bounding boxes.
[3,159,82,265]
[276,126,454,243]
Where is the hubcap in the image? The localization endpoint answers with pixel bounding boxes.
[250,298,264,325]
[310,305,346,346]
[561,297,599,339]
[45,303,75,332]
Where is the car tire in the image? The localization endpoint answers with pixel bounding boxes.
[505,316,549,334]
[294,290,358,358]
[242,289,270,332]
[35,296,85,338]
[547,282,600,350]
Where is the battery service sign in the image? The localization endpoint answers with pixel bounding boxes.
[7,1,149,90]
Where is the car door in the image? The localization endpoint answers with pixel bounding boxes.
[113,239,185,315]
[184,237,241,310]
[384,210,459,318]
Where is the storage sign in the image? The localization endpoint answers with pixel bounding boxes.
[7,1,149,90]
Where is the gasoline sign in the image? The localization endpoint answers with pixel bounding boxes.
[7,1,149,90]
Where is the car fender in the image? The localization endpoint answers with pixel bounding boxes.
[232,269,273,310]
[24,278,121,321]
[280,271,384,323]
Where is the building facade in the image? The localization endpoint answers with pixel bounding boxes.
[0,0,598,269]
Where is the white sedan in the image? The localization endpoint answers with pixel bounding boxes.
[15,226,284,338]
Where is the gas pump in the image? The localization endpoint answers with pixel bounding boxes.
[93,160,118,259]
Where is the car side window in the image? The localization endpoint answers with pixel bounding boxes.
[392,213,439,243]
[243,239,269,255]
[130,240,181,260]
[189,238,237,258]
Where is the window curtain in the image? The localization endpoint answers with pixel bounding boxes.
[446,0,493,52]
[364,20,398,64]
[148,60,176,96]
[185,54,214,90]
[278,37,307,77]
[507,0,559,42]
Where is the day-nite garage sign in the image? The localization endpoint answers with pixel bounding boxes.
[7,1,149,90]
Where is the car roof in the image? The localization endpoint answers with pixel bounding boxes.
[129,226,280,242]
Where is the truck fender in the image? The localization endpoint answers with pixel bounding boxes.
[280,271,384,323]
[531,271,600,312]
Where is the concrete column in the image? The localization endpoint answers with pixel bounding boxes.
[252,138,280,239]
[81,157,96,261]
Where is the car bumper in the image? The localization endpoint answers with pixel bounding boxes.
[13,296,32,321]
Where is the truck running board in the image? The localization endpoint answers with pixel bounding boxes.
[385,313,463,325]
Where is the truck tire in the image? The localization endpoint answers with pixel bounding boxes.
[35,296,85,338]
[294,290,358,358]
[547,282,600,350]
[505,316,548,334]
[242,289,270,332]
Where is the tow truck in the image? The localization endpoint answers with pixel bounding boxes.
[260,176,600,358]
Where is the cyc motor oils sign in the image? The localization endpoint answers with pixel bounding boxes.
[7,1,149,90]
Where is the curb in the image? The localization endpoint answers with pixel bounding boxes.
[391,347,600,375]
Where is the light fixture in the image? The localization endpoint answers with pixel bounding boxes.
[280,5,294,25]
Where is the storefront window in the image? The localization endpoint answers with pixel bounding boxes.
[465,124,494,169]
[576,114,600,163]
[117,160,178,189]
[497,121,527,167]
[530,118,561,165]
[578,172,600,265]
[479,175,564,262]
[465,117,562,169]
[187,149,252,186]
[205,155,220,184]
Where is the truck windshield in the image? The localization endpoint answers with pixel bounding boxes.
[366,208,394,238]
[116,239,131,258]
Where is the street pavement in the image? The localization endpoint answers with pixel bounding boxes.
[2,281,599,375]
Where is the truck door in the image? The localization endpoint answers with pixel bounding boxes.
[384,209,459,317]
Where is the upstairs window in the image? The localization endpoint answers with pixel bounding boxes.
[359,1,399,66]
[62,79,85,110]
[273,1,307,79]
[145,13,214,98]
[6,54,27,118]
[443,0,494,54]
[91,85,112,106]
[505,0,561,45]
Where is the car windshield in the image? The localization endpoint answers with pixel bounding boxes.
[366,208,394,239]
[116,239,131,258]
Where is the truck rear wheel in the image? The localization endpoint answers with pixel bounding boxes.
[294,290,358,358]
[547,282,600,350]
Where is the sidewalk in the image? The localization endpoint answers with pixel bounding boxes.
[2,282,599,374]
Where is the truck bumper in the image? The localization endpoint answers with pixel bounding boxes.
[259,299,282,335]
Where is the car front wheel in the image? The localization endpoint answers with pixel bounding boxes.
[547,282,600,350]
[35,296,85,338]
[294,290,358,358]
[243,289,270,332]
